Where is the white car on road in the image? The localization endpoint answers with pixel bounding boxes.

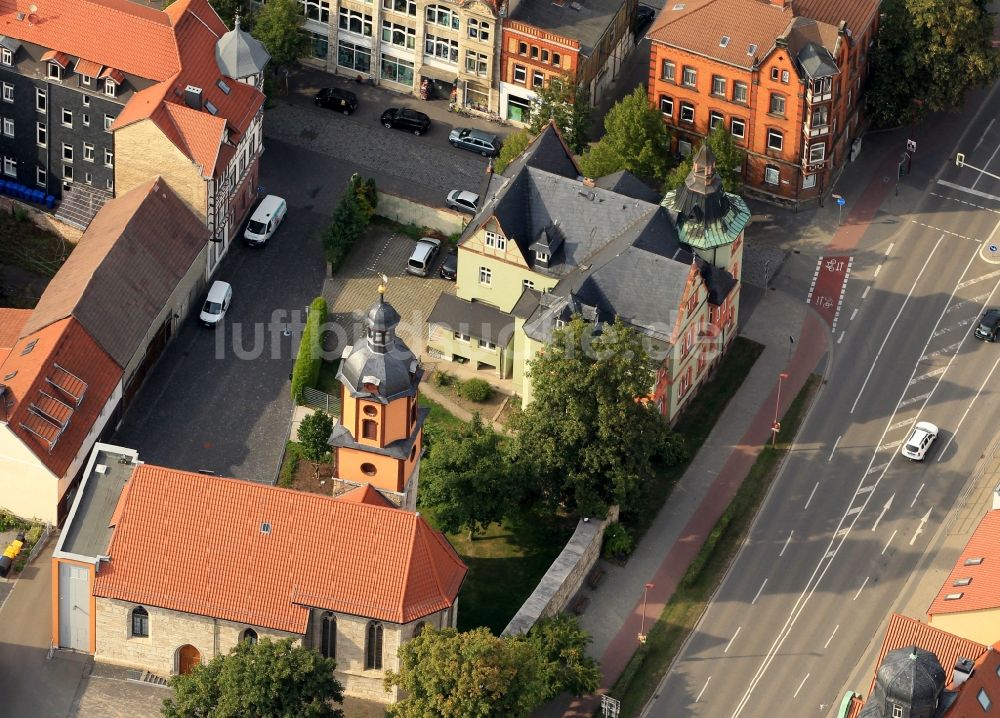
[901,421,938,461]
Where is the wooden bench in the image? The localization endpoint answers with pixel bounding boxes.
[587,565,606,590]
[571,595,590,615]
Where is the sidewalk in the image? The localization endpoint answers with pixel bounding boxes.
[537,130,904,717]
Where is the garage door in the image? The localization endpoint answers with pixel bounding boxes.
[58,563,89,652]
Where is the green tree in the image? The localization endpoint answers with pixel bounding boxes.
[495,128,533,173]
[867,0,1000,126]
[250,0,305,70]
[579,86,672,181]
[386,627,546,718]
[529,76,592,154]
[297,410,333,461]
[527,615,600,700]
[162,638,344,718]
[507,317,680,516]
[705,124,745,192]
[420,414,513,538]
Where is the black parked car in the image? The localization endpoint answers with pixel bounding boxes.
[440,248,458,280]
[314,87,358,114]
[975,308,1000,341]
[633,3,656,34]
[380,108,431,135]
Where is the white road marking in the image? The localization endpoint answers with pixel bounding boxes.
[871,494,894,531]
[862,285,870,300]
[824,625,840,649]
[857,485,875,494]
[910,367,947,384]
[975,118,996,150]
[938,351,1000,460]
[930,190,1000,214]
[780,531,793,557]
[889,419,914,431]
[853,576,869,601]
[867,462,890,475]
[882,530,897,555]
[972,138,1000,189]
[910,508,931,546]
[828,436,841,461]
[898,392,932,408]
[922,341,963,360]
[957,268,1000,289]
[793,673,810,698]
[937,178,1000,203]
[873,264,881,277]
[911,483,925,508]
[850,308,858,321]
[910,219,981,242]
[886,242,895,256]
[730,246,990,718]
[837,330,845,344]
[851,236,944,413]
[724,627,741,653]
[751,579,767,605]
[804,482,818,510]
[696,677,711,702]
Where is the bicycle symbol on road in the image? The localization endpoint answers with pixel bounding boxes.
[814,295,834,309]
[824,258,845,273]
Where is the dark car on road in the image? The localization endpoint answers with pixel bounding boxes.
[975,308,1000,341]
[633,3,656,33]
[314,87,358,114]
[381,108,431,135]
[449,127,500,157]
[440,247,457,280]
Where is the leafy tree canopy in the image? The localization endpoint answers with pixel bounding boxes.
[162,638,344,718]
[529,76,592,154]
[250,0,305,69]
[298,410,333,462]
[385,620,598,718]
[420,414,515,538]
[867,0,1000,126]
[580,87,673,182]
[507,317,684,516]
[495,129,533,173]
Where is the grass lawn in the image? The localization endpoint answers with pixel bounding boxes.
[417,393,574,634]
[623,336,765,539]
[0,211,70,277]
[610,373,822,717]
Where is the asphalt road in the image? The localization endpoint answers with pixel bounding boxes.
[645,82,1000,716]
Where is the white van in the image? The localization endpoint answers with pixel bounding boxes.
[199,281,232,327]
[244,195,287,246]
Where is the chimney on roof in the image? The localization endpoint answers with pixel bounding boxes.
[184,85,203,110]
[769,0,790,8]
[953,658,975,687]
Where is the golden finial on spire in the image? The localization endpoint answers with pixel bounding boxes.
[378,274,388,299]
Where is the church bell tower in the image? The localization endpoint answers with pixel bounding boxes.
[328,284,427,510]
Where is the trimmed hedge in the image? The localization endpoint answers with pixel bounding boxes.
[290,296,328,403]
[323,174,377,272]
[460,378,493,402]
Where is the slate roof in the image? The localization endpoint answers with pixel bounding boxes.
[338,292,423,403]
[427,293,514,345]
[788,17,841,74]
[499,122,580,181]
[0,318,121,478]
[214,16,270,80]
[507,0,626,56]
[928,509,1000,617]
[93,464,467,631]
[20,178,208,368]
[593,170,662,203]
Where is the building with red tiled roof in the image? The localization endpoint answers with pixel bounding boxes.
[0,0,268,274]
[0,178,213,524]
[927,509,1000,644]
[52,445,467,703]
[647,0,879,206]
[838,613,1000,718]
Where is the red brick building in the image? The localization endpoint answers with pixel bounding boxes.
[499,0,636,124]
[647,0,878,205]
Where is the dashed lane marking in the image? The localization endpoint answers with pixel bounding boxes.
[910,220,981,242]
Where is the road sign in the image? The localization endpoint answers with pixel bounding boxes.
[956,153,965,167]
[990,244,999,253]
[836,196,846,207]
[771,421,781,433]
[907,139,917,153]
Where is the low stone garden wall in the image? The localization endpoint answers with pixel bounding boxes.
[375,191,466,236]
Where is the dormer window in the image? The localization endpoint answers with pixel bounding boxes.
[47,62,62,81]
[0,48,11,66]
[536,251,549,262]
[103,79,116,97]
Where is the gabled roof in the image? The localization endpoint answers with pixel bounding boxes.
[0,318,121,477]
[794,0,879,37]
[428,293,514,345]
[928,510,1000,617]
[334,483,395,508]
[93,466,467,631]
[648,0,793,70]
[500,122,580,181]
[593,170,662,203]
[0,308,31,363]
[0,0,180,81]
[944,643,1000,715]
[20,178,208,368]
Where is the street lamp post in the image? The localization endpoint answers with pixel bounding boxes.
[638,582,654,644]
[772,372,789,447]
